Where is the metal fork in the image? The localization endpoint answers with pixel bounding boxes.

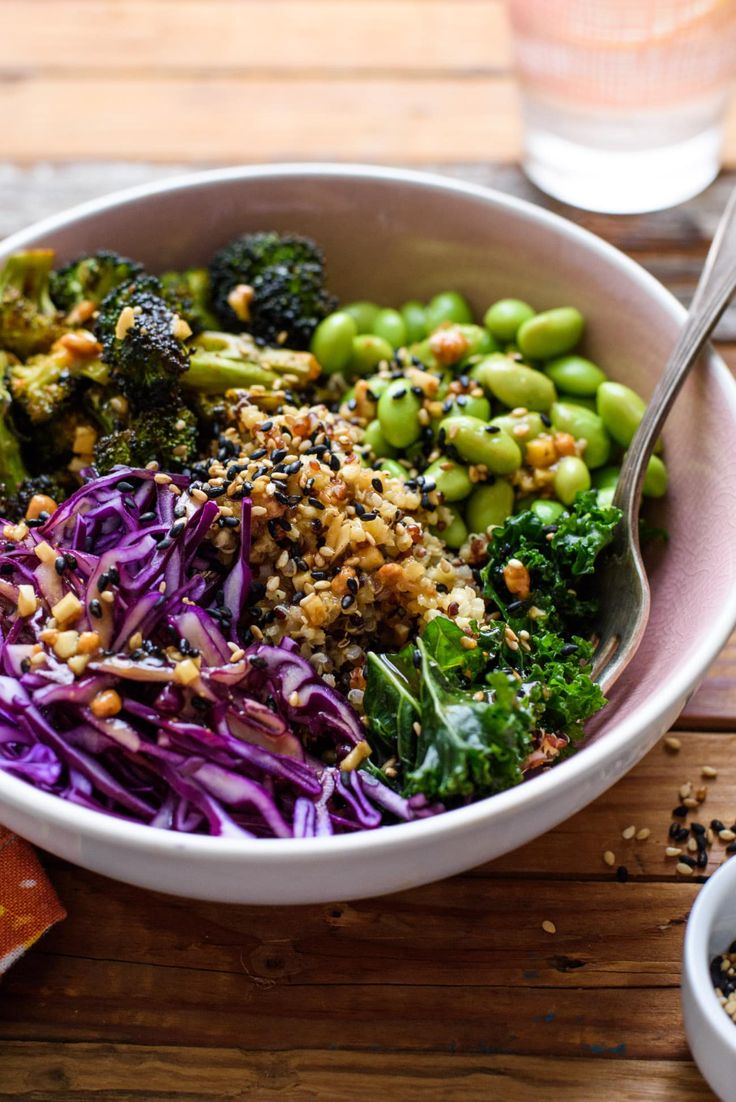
[593,188,736,693]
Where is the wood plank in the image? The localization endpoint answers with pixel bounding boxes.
[0,1043,715,1101]
[2,77,736,165]
[0,951,691,1058]
[0,1,511,75]
[679,631,736,728]
[29,873,695,989]
[0,76,521,162]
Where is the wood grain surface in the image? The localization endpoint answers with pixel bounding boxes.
[0,0,735,164]
[3,0,736,1096]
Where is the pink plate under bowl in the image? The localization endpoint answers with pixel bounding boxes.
[0,165,734,903]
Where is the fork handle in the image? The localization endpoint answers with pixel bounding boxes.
[613,187,736,532]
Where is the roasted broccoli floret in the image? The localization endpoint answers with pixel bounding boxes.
[94,405,197,474]
[208,232,336,348]
[8,341,108,424]
[95,278,191,402]
[8,472,70,518]
[0,250,66,358]
[0,362,29,497]
[160,268,220,333]
[49,250,144,313]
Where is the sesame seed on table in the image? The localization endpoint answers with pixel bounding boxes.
[1,2,736,1099]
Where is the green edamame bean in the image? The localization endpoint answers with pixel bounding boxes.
[550,401,611,469]
[471,354,556,412]
[363,375,391,399]
[441,393,492,422]
[562,395,598,413]
[342,301,380,334]
[401,300,428,344]
[423,457,473,502]
[458,324,498,361]
[529,498,566,524]
[310,311,358,375]
[592,465,620,491]
[490,411,545,448]
[439,415,522,474]
[425,291,474,331]
[544,354,607,397]
[596,381,647,447]
[517,307,585,360]
[377,378,423,449]
[483,298,535,343]
[363,419,398,459]
[642,454,668,498]
[432,505,468,550]
[554,455,591,505]
[466,481,515,533]
[408,338,438,370]
[347,334,394,377]
[376,458,407,480]
[372,308,407,349]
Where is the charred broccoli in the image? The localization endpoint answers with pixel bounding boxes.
[208,232,336,348]
[0,250,66,358]
[160,268,219,333]
[0,360,29,496]
[8,340,108,424]
[94,404,197,473]
[95,277,191,401]
[49,250,144,313]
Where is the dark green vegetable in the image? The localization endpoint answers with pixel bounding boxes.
[481,490,621,635]
[95,277,190,402]
[0,366,29,495]
[94,404,197,473]
[49,250,144,312]
[208,231,336,348]
[160,267,220,333]
[0,250,66,359]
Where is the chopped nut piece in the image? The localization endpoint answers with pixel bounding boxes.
[115,305,137,341]
[339,741,372,772]
[77,631,101,655]
[17,585,37,618]
[51,592,84,625]
[67,654,90,676]
[33,541,57,564]
[174,658,200,685]
[503,558,531,600]
[26,495,58,521]
[52,630,80,660]
[227,283,255,322]
[90,689,123,718]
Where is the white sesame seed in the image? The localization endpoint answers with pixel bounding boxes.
[542,920,556,934]
[665,847,682,857]
[701,766,718,779]
[603,851,616,867]
[676,863,694,877]
[635,828,651,841]
[720,830,736,842]
[622,825,636,840]
[664,736,681,753]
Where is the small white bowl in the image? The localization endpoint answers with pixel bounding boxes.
[683,858,736,1100]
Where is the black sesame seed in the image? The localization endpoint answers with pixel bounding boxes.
[411,385,424,398]
[291,591,305,604]
[668,822,681,839]
[711,819,726,833]
[116,480,135,493]
[271,448,288,462]
[346,398,357,411]
[284,461,302,475]
[308,497,325,510]
[341,594,355,610]
[169,520,186,538]
[672,805,689,818]
[0,564,13,576]
[26,519,43,529]
[371,477,384,493]
[392,387,407,400]
[250,448,267,460]
[156,537,172,550]
[691,822,706,836]
[347,577,358,595]
[361,511,377,521]
[412,648,422,668]
[560,643,579,656]
[697,849,710,868]
[673,826,690,842]
[274,491,290,506]
[541,524,558,535]
[97,572,110,592]
[108,566,120,585]
[679,854,697,868]
[221,515,240,528]
[89,599,103,618]
[615,865,629,883]
[260,421,274,432]
[20,658,31,674]
[249,655,267,669]
[506,600,526,615]
[54,556,67,575]
[540,413,552,427]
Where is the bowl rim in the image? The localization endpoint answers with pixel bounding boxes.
[683,856,736,1054]
[1,161,736,862]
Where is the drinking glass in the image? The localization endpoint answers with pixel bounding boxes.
[507,0,736,213]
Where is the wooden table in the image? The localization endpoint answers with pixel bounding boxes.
[2,2,736,1098]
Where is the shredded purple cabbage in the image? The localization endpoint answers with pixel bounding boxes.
[0,467,440,837]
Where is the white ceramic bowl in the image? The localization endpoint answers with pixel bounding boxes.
[683,858,736,1101]
[1,164,736,904]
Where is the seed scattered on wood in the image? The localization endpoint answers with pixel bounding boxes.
[665,847,682,857]
[635,828,651,841]
[676,862,695,877]
[664,736,681,753]
[622,825,636,840]
[603,851,616,867]
[542,920,556,935]
[683,797,700,809]
[679,783,692,800]
[701,766,718,779]
[720,830,736,842]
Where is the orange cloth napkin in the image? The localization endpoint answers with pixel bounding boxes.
[0,827,65,973]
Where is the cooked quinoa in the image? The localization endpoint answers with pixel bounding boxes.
[189,392,484,701]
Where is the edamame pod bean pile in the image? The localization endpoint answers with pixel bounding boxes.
[310,290,667,547]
